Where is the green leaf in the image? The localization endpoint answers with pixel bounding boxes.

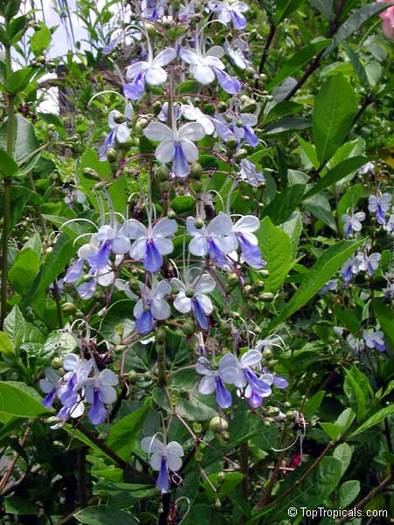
[330,2,394,51]
[3,305,44,350]
[270,40,330,88]
[4,67,34,94]
[258,216,294,292]
[23,233,76,305]
[249,457,343,522]
[308,0,334,20]
[303,391,325,418]
[343,43,369,88]
[274,0,306,23]
[9,247,40,294]
[0,332,14,355]
[265,239,363,333]
[339,480,360,507]
[350,405,394,438]
[74,506,137,525]
[263,117,310,135]
[312,75,358,164]
[304,157,369,198]
[107,400,151,460]
[262,184,305,225]
[344,368,368,419]
[203,472,243,500]
[0,381,49,417]
[333,442,353,477]
[320,422,342,440]
[30,24,51,55]
[373,300,394,349]
[0,115,39,164]
[0,148,18,177]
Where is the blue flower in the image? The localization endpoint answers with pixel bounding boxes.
[187,214,237,268]
[230,215,266,269]
[239,159,265,187]
[196,354,245,409]
[180,45,241,94]
[124,48,176,100]
[208,0,249,30]
[125,217,177,272]
[133,279,171,335]
[141,437,184,493]
[84,369,118,425]
[368,192,392,225]
[341,212,365,238]
[172,273,216,330]
[363,330,385,352]
[144,121,206,178]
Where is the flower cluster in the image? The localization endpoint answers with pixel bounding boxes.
[40,354,118,425]
[196,347,287,409]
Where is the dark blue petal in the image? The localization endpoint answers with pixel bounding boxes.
[88,389,106,425]
[173,143,190,177]
[156,457,170,492]
[192,297,209,330]
[245,368,271,393]
[238,233,265,269]
[59,374,78,408]
[248,388,263,409]
[243,126,259,147]
[215,377,232,409]
[207,238,228,267]
[214,67,241,95]
[42,388,57,408]
[231,10,247,30]
[136,309,154,335]
[144,240,163,272]
[88,240,111,271]
[123,70,146,100]
[273,375,288,389]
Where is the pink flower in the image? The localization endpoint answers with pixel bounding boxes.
[379,0,394,39]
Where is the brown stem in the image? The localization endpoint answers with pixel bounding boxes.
[284,0,347,101]
[258,22,276,75]
[254,453,285,510]
[337,472,393,525]
[270,441,335,506]
[240,442,249,511]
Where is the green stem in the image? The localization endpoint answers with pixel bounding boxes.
[0,43,15,328]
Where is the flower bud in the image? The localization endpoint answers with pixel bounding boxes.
[190,162,203,178]
[106,148,118,162]
[259,292,274,302]
[51,357,63,369]
[62,302,77,312]
[209,416,229,433]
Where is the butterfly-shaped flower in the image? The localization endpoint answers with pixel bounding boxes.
[356,252,381,277]
[133,279,171,335]
[84,369,118,425]
[124,47,176,100]
[238,159,265,187]
[172,273,216,330]
[208,0,249,30]
[229,215,265,269]
[363,330,385,352]
[341,211,365,238]
[99,105,133,160]
[224,39,250,69]
[368,192,392,225]
[144,121,205,178]
[40,368,61,409]
[181,104,215,135]
[58,354,93,409]
[196,354,245,408]
[341,256,360,283]
[180,45,241,94]
[125,217,177,272]
[141,436,184,492]
[187,214,237,268]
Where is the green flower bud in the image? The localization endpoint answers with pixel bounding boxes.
[209,416,229,433]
